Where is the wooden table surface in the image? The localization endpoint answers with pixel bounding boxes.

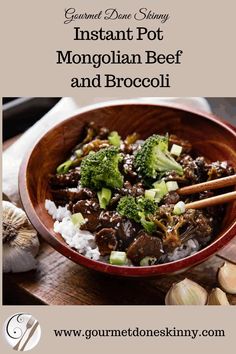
[3,123,236,306]
[3,239,236,305]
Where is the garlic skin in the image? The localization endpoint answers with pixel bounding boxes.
[207,288,230,305]
[165,278,208,305]
[218,262,236,295]
[2,201,40,273]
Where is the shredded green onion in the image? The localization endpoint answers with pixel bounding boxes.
[144,189,157,201]
[109,251,128,265]
[108,131,121,147]
[173,201,186,215]
[153,180,168,198]
[166,181,179,192]
[170,144,183,157]
[71,213,85,227]
[56,160,73,174]
[145,180,168,203]
[97,188,112,209]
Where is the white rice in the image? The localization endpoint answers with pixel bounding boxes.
[45,200,100,261]
[45,199,200,264]
[167,238,199,262]
[45,199,71,221]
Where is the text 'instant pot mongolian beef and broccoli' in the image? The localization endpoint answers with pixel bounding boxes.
[45,122,235,266]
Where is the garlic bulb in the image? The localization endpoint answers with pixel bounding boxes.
[207,288,230,305]
[3,201,39,273]
[165,278,208,305]
[218,262,236,295]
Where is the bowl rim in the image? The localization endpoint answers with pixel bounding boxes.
[19,100,236,277]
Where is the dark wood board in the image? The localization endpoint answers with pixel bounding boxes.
[3,239,236,305]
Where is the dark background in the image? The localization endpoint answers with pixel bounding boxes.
[2,97,236,142]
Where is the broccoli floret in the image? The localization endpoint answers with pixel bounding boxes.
[140,219,156,234]
[137,198,157,234]
[117,196,157,234]
[134,134,183,179]
[137,197,157,215]
[80,146,123,190]
[116,196,140,222]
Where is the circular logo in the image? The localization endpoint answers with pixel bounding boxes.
[3,313,41,351]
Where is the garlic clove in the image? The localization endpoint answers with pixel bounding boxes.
[218,262,236,295]
[165,278,208,305]
[2,201,40,273]
[207,288,230,305]
[3,245,37,273]
[13,227,39,256]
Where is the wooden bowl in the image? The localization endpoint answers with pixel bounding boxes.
[19,101,236,277]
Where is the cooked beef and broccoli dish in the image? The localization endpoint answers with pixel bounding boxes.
[45,121,235,266]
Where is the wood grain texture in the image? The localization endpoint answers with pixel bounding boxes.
[19,103,236,277]
[178,174,236,195]
[217,237,236,264]
[185,191,236,209]
[3,240,236,305]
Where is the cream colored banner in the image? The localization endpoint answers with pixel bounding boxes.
[1,1,236,353]
[1,0,236,99]
[1,306,236,354]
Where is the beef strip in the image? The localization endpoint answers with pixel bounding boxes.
[51,187,96,205]
[179,156,233,186]
[82,139,109,155]
[120,181,145,197]
[96,127,109,139]
[109,181,144,207]
[181,155,209,184]
[71,122,97,152]
[49,168,80,189]
[72,122,109,152]
[109,193,122,208]
[122,154,137,180]
[162,191,180,205]
[73,199,101,232]
[99,211,122,228]
[95,228,118,255]
[180,209,213,244]
[127,231,163,265]
[199,190,214,199]
[194,157,209,182]
[120,133,140,154]
[116,218,140,249]
[207,161,234,180]
[164,171,189,185]
[99,211,138,249]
